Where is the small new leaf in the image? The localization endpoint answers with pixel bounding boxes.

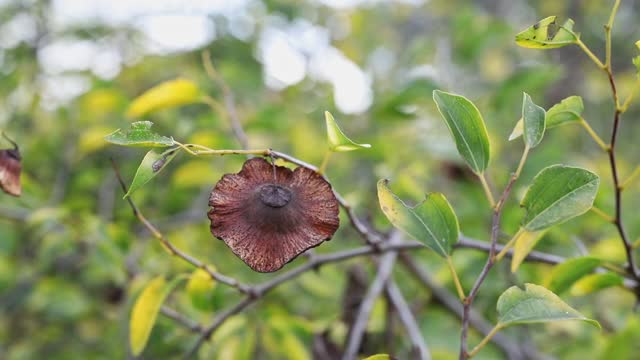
[104,121,174,148]
[497,283,600,328]
[511,229,547,272]
[509,96,583,140]
[125,148,180,198]
[515,16,578,49]
[521,165,599,231]
[432,90,491,174]
[522,92,546,148]
[377,179,459,258]
[324,111,371,152]
[126,78,201,118]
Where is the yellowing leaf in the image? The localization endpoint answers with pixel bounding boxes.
[511,229,547,272]
[129,275,185,356]
[325,111,371,152]
[362,355,392,360]
[515,16,578,49]
[281,333,311,360]
[126,78,201,118]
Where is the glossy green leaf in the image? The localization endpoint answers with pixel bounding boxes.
[570,273,624,296]
[129,275,185,356]
[104,121,174,148]
[324,111,371,152]
[125,148,180,198]
[515,16,578,49]
[546,257,601,294]
[126,78,201,118]
[186,268,216,311]
[522,92,546,148]
[511,229,547,272]
[432,90,490,174]
[521,165,599,231]
[377,179,459,258]
[497,283,600,328]
[510,96,583,141]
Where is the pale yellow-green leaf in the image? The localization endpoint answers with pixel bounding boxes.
[126,78,201,118]
[78,126,114,155]
[186,268,216,311]
[325,111,371,152]
[281,333,311,360]
[129,275,186,356]
[129,276,166,356]
[171,160,217,187]
[570,273,624,296]
[362,355,392,360]
[511,229,547,272]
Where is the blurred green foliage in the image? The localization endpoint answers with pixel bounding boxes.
[1,0,640,359]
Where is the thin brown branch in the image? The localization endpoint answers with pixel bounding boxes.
[399,254,533,360]
[342,239,399,360]
[110,158,252,294]
[160,306,202,333]
[460,169,520,359]
[201,50,249,149]
[385,280,431,360]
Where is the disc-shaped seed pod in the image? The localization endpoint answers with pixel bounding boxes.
[208,157,340,272]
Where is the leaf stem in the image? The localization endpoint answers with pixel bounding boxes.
[478,173,496,209]
[495,228,524,262]
[620,79,640,113]
[447,256,466,300]
[468,325,503,358]
[590,206,615,223]
[318,151,333,175]
[579,118,609,151]
[575,38,606,70]
[620,165,640,191]
[514,145,530,179]
[605,0,621,69]
[173,141,269,157]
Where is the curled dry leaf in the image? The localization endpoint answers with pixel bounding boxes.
[208,157,340,272]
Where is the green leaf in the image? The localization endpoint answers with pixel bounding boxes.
[129,275,186,356]
[125,148,180,198]
[377,179,459,258]
[324,111,371,152]
[515,16,578,49]
[522,92,546,148]
[432,90,491,174]
[570,273,624,296]
[126,78,201,118]
[104,121,174,148]
[186,268,216,311]
[497,283,600,328]
[545,257,602,294]
[511,229,547,272]
[521,165,600,231]
[509,96,583,141]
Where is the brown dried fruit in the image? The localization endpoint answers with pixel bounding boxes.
[0,134,21,197]
[208,157,339,272]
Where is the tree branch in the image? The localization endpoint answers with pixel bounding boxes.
[385,280,431,360]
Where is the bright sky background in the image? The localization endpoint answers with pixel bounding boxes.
[1,0,425,113]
